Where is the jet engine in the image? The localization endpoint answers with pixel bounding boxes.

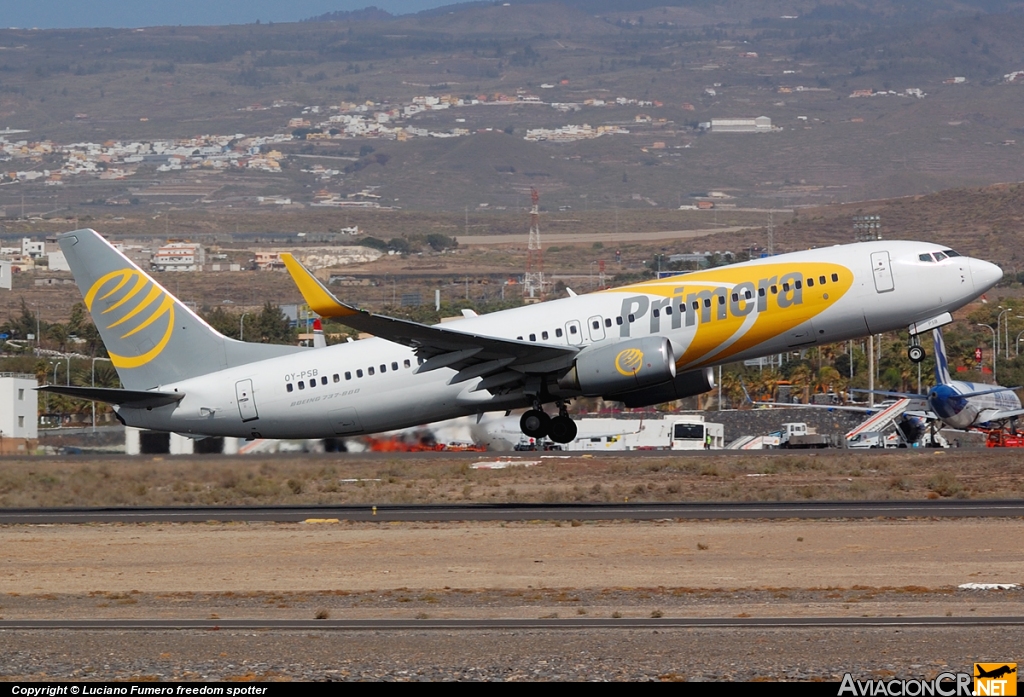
[557,336,676,396]
[607,367,715,409]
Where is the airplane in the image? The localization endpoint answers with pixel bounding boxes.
[856,327,1024,432]
[40,229,1001,444]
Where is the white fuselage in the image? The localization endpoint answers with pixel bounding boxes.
[117,240,1000,439]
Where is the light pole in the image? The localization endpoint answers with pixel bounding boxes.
[976,323,996,383]
[239,313,249,341]
[997,308,1009,360]
[1016,329,1024,357]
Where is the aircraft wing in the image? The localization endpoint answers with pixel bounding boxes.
[983,408,1024,422]
[747,400,881,413]
[37,385,185,408]
[281,254,578,387]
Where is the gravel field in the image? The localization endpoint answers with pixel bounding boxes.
[4,626,1022,682]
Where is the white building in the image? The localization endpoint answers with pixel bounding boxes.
[21,237,45,258]
[47,250,70,271]
[151,242,204,272]
[0,373,39,446]
[710,116,772,133]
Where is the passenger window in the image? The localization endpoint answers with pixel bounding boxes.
[357,369,363,378]
[807,278,814,287]
[744,290,752,300]
[703,298,711,308]
[652,309,660,318]
[570,325,578,334]
[529,333,536,342]
[691,301,699,310]
[592,321,599,329]
[629,314,636,322]
[322,376,328,385]
[309,379,315,388]
[604,318,612,327]
[616,317,623,326]
[345,371,352,380]
[556,327,563,337]
[287,384,293,393]
[731,293,738,302]
[368,367,375,375]
[770,285,778,294]
[664,307,672,316]
[819,275,826,285]
[542,331,549,340]
[380,364,386,373]
[517,336,523,340]
[782,282,790,292]
[298,381,305,390]
[404,360,411,368]
[795,280,802,289]
[831,273,839,282]
[392,362,399,371]
[333,374,340,383]
[718,295,725,305]
[758,288,766,297]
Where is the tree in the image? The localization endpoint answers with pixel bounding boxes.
[255,302,295,345]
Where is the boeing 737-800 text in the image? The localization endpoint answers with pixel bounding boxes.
[42,229,1001,443]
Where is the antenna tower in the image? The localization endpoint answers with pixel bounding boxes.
[524,187,544,299]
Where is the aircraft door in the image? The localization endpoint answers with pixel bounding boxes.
[565,319,583,346]
[587,315,606,342]
[235,379,259,423]
[871,251,895,293]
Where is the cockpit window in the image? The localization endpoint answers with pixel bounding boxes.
[919,253,934,262]
[942,249,961,257]
[933,251,948,261]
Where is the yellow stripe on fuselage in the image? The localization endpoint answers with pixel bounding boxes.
[608,262,853,368]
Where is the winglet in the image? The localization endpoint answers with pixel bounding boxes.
[281,253,359,318]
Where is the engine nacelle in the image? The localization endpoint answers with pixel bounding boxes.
[558,336,676,396]
[607,367,715,409]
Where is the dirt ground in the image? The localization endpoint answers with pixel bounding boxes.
[1,518,1022,621]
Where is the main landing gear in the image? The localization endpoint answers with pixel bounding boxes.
[907,335,926,363]
[520,400,577,444]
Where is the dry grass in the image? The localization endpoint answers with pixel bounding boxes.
[1,449,1022,508]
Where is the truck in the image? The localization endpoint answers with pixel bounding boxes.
[560,414,725,452]
[846,431,900,449]
[771,422,832,449]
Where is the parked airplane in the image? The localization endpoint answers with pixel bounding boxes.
[42,229,1001,443]
[860,327,1024,431]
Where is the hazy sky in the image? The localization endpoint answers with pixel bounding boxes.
[0,1,457,29]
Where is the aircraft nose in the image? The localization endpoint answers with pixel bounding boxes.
[969,258,1003,293]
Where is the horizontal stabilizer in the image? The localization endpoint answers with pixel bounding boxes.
[37,385,184,408]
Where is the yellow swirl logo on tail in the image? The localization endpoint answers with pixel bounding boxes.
[84,269,175,369]
[615,348,645,377]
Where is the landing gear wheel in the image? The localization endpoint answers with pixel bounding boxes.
[548,415,578,444]
[520,409,551,439]
[908,345,926,363]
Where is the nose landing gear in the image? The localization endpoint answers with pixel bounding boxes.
[908,336,926,363]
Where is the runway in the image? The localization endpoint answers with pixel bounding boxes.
[2,616,1023,630]
[3,499,1023,524]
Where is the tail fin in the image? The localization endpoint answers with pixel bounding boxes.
[60,229,303,390]
[932,327,953,386]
